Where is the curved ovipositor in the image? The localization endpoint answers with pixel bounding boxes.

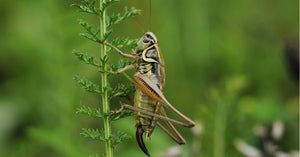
[136,126,150,157]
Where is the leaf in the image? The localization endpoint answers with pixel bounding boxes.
[110,109,134,121]
[99,55,109,68]
[100,0,120,15]
[102,30,112,41]
[109,83,135,99]
[81,128,106,142]
[110,58,135,72]
[74,75,102,94]
[80,128,131,147]
[72,49,101,67]
[106,7,141,28]
[78,19,100,42]
[71,0,100,16]
[76,106,103,119]
[111,131,131,146]
[111,37,139,49]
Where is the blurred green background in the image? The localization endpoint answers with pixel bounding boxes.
[0,0,298,157]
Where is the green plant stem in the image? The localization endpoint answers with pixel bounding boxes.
[99,0,113,157]
[213,103,227,157]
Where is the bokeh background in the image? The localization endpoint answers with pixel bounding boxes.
[0,0,298,157]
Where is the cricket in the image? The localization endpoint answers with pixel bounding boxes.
[98,1,195,156]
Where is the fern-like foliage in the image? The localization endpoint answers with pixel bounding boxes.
[74,75,102,94]
[106,7,140,28]
[81,128,107,142]
[81,128,131,148]
[111,131,131,146]
[76,106,103,119]
[72,0,141,156]
[78,19,100,42]
[110,109,133,121]
[111,37,139,49]
[109,83,135,98]
[100,0,119,14]
[71,0,101,16]
[108,58,135,73]
[73,49,101,67]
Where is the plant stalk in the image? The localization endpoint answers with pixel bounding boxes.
[213,103,227,157]
[99,0,113,156]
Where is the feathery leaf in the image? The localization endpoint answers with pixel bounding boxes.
[110,58,135,71]
[71,0,100,16]
[110,109,133,121]
[111,37,139,49]
[79,19,100,42]
[111,131,131,146]
[107,7,140,28]
[73,49,101,67]
[81,128,106,142]
[74,75,102,94]
[109,83,135,98]
[100,0,120,15]
[76,106,103,119]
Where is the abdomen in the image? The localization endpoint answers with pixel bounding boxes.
[134,87,161,136]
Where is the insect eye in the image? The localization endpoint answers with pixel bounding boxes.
[143,37,150,43]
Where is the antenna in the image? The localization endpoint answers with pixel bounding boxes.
[147,0,152,31]
[134,17,145,34]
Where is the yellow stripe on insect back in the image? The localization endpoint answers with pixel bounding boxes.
[142,46,158,63]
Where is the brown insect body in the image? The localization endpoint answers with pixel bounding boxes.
[133,32,165,156]
[99,32,195,157]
